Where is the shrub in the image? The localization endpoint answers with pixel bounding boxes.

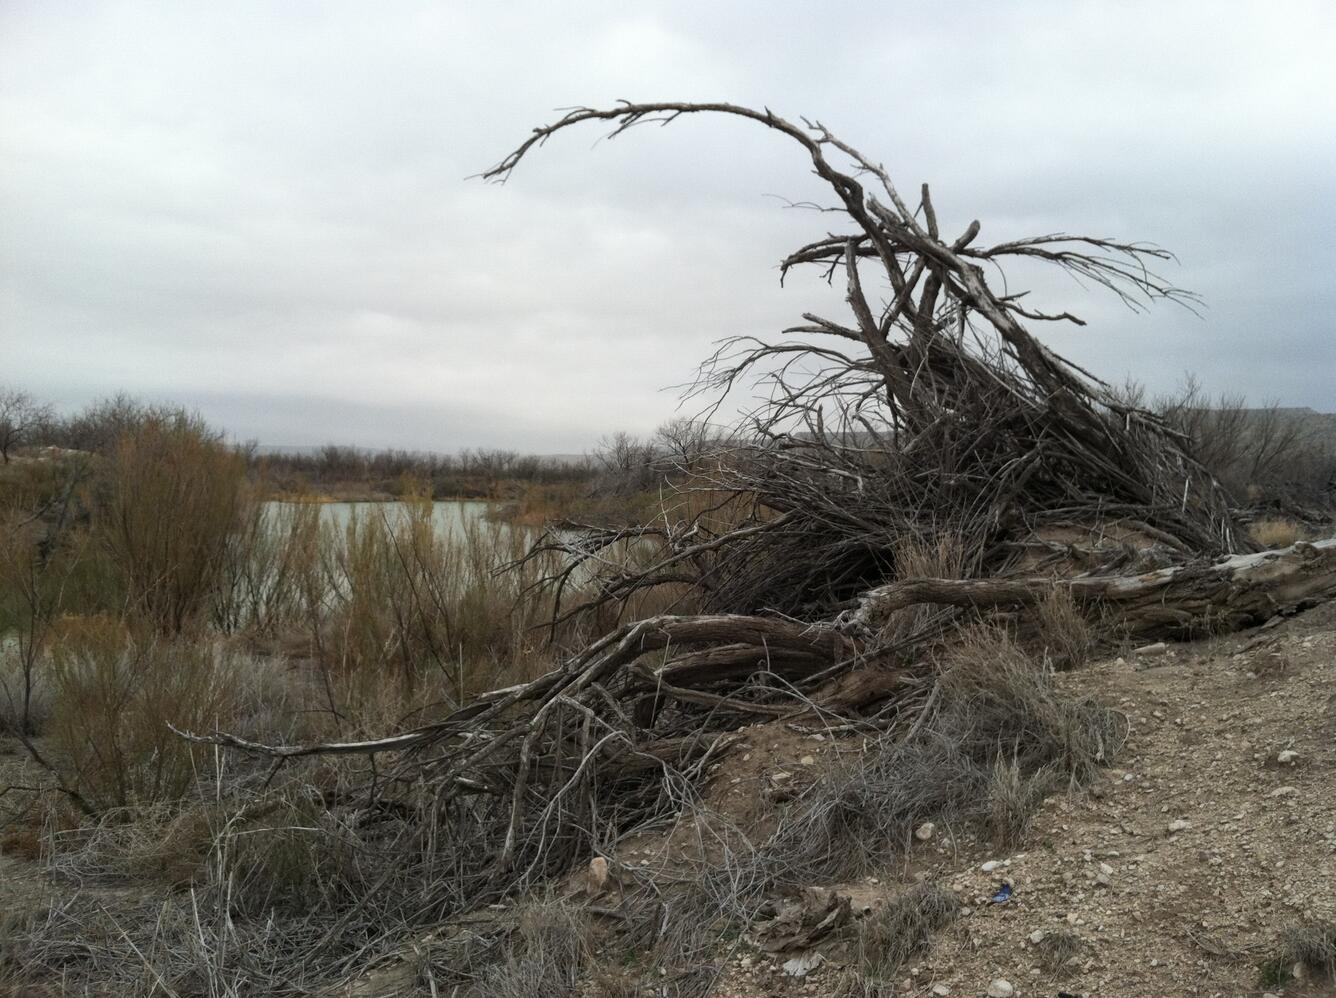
[209,793,364,916]
[45,618,239,809]
[0,642,52,736]
[321,493,560,703]
[98,412,250,634]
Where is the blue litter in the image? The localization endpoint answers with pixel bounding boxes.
[989,883,1012,904]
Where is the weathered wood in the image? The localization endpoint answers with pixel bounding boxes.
[855,538,1336,640]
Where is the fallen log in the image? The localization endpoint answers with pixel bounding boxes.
[854,537,1336,640]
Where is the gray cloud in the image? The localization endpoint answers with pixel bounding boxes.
[3,0,1333,451]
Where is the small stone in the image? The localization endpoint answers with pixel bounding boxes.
[1270,786,1299,798]
[1028,929,1046,944]
[1167,819,1191,833]
[1278,750,1299,765]
[780,952,824,978]
[1135,641,1169,657]
[1098,862,1114,876]
[981,860,1000,873]
[587,856,609,893]
[770,771,792,783]
[986,979,1015,997]
[932,985,951,996]
[799,755,816,766]
[916,822,936,842]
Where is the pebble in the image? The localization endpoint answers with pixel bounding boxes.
[931,986,951,996]
[1278,749,1299,765]
[587,856,609,893]
[981,860,1000,872]
[1135,641,1169,657]
[798,755,816,766]
[1167,819,1191,833]
[986,979,1015,997]
[1270,785,1299,798]
[916,822,936,841]
[1028,929,1046,944]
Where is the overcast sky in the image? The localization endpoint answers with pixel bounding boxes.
[2,1,1333,451]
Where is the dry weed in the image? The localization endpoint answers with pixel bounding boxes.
[835,883,959,996]
[1034,585,1097,670]
[1250,517,1304,548]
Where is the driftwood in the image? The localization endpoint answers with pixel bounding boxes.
[854,537,1336,640]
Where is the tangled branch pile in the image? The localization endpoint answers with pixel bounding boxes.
[178,103,1336,984]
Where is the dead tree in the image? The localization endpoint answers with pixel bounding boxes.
[494,103,1242,629]
[184,103,1319,945]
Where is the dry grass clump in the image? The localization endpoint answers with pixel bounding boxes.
[468,900,594,998]
[935,626,1127,786]
[748,626,1124,891]
[756,732,987,885]
[836,883,960,996]
[1033,586,1097,670]
[1250,517,1305,549]
[1036,929,1085,970]
[210,793,367,917]
[1260,919,1336,985]
[986,757,1056,848]
[418,897,596,998]
[874,532,965,647]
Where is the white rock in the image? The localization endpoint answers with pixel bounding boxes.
[1098,862,1115,876]
[1270,785,1299,798]
[1135,641,1169,657]
[780,952,824,978]
[1028,929,1046,944]
[799,755,816,766]
[587,856,609,893]
[916,822,936,841]
[1167,819,1191,833]
[932,985,952,996]
[986,979,1015,997]
[1278,750,1299,765]
[981,860,1000,873]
